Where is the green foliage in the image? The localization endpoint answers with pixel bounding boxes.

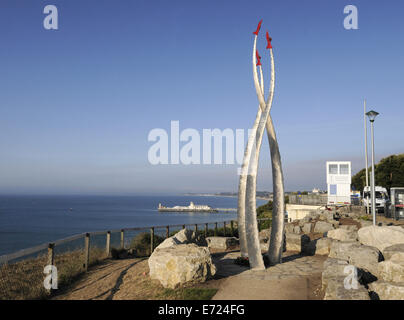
[257,201,273,230]
[352,154,404,192]
[130,232,164,257]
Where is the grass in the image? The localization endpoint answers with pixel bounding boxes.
[0,247,105,300]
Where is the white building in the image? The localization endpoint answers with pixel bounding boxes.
[326,161,351,205]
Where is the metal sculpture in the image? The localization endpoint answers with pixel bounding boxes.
[237,20,285,269]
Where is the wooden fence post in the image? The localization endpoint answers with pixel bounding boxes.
[46,243,55,294]
[47,243,55,267]
[195,224,198,233]
[106,231,111,257]
[230,221,234,237]
[84,233,90,272]
[150,227,155,254]
[120,229,124,249]
[223,221,226,237]
[166,226,170,239]
[214,222,218,236]
[205,223,208,238]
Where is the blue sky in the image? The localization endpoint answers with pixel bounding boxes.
[0,0,403,195]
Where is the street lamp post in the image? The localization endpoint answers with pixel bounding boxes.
[366,110,379,226]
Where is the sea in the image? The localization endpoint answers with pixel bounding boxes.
[0,195,266,256]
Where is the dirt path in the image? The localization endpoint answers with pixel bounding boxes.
[53,258,147,300]
[54,251,326,300]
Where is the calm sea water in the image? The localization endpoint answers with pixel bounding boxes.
[0,195,266,256]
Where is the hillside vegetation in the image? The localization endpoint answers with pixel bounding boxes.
[352,154,404,192]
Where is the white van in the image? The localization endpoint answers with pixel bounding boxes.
[363,186,389,213]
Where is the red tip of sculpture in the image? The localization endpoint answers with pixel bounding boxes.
[253,19,263,36]
[256,50,262,66]
[266,31,272,49]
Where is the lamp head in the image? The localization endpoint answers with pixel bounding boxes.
[366,110,379,122]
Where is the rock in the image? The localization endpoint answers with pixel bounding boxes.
[329,241,361,261]
[155,228,196,250]
[308,212,320,220]
[349,245,381,277]
[358,226,404,252]
[314,221,334,234]
[382,244,404,261]
[322,258,349,290]
[259,228,271,243]
[329,241,381,276]
[304,238,332,256]
[377,253,404,283]
[359,220,373,228]
[285,233,310,252]
[340,225,359,232]
[302,223,312,234]
[327,229,358,242]
[293,225,301,234]
[324,278,370,300]
[369,281,404,300]
[148,244,216,289]
[156,237,181,250]
[323,211,335,222]
[285,223,295,234]
[330,220,340,228]
[174,228,196,243]
[206,237,238,250]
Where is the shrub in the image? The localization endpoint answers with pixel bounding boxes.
[130,232,164,257]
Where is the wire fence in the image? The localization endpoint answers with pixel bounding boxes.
[0,218,271,300]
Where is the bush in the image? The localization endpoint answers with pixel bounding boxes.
[130,232,164,257]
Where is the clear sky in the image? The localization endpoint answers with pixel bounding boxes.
[1,0,403,195]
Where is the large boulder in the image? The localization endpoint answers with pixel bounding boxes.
[382,243,404,261]
[293,225,301,234]
[369,281,404,300]
[329,241,361,261]
[340,225,359,232]
[329,241,381,276]
[324,278,370,300]
[348,245,381,277]
[377,253,404,283]
[304,238,332,256]
[285,223,295,234]
[359,220,373,228]
[314,221,334,234]
[285,233,310,252]
[148,244,216,289]
[302,223,312,234]
[206,237,238,250]
[358,226,404,252]
[327,229,358,242]
[155,228,196,250]
[319,211,334,222]
[322,258,349,290]
[259,228,271,243]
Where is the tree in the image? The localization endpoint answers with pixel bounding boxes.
[352,154,404,192]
